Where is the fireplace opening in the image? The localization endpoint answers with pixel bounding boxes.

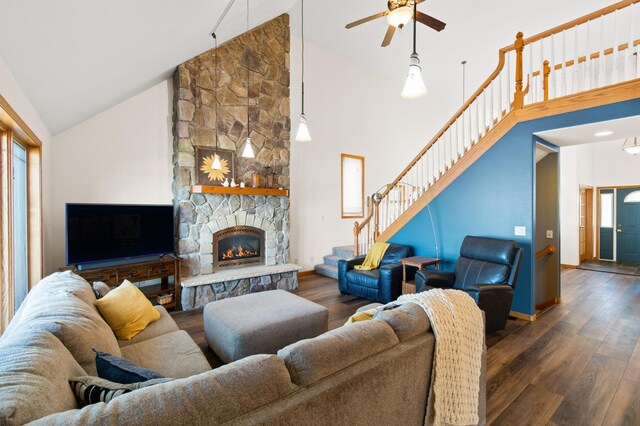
[213,226,265,270]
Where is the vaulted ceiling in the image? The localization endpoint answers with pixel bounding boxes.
[0,0,612,135]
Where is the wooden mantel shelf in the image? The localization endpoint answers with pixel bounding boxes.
[190,185,289,197]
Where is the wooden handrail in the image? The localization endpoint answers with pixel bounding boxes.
[503,0,638,50]
[536,245,555,260]
[532,38,640,78]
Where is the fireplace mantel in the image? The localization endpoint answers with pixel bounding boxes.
[190,185,289,197]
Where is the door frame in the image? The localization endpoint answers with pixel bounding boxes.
[596,184,640,261]
[579,184,594,263]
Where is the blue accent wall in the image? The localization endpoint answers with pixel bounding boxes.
[389,98,640,315]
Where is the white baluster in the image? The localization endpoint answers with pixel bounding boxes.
[550,34,556,99]
[599,15,605,88]
[490,80,495,126]
[586,20,592,90]
[498,61,504,111]
[507,51,511,109]
[562,29,567,96]
[626,3,633,80]
[574,25,580,93]
[540,37,544,100]
[613,9,619,85]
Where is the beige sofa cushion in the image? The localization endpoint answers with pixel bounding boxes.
[31,355,296,425]
[373,302,431,342]
[120,330,211,378]
[0,329,86,426]
[117,305,179,348]
[278,320,399,386]
[18,290,120,375]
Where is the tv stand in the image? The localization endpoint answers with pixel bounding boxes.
[73,255,181,311]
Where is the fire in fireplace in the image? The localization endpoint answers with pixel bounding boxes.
[213,226,265,270]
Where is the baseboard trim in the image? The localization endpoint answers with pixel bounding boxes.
[510,310,537,321]
[298,270,316,277]
[561,263,578,269]
[555,297,562,304]
[535,298,556,311]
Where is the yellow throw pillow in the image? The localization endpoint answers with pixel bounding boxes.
[95,280,160,341]
[344,308,378,325]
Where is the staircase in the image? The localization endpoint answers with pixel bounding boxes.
[352,0,640,256]
[314,246,355,279]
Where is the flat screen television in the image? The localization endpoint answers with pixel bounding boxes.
[66,203,174,267]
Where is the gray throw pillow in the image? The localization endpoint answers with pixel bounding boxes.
[92,281,111,299]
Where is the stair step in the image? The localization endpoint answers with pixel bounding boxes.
[314,264,339,280]
[332,245,355,259]
[322,255,343,267]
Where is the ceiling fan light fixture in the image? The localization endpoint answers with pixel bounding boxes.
[622,137,640,155]
[387,6,413,29]
[401,53,428,99]
[295,113,312,142]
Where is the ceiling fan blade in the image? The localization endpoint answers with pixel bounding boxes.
[415,11,446,32]
[345,11,388,29]
[381,25,396,47]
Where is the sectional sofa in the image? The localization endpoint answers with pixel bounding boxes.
[0,271,486,425]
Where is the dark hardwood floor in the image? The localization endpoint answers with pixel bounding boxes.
[173,268,640,425]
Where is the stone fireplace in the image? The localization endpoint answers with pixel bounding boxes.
[172,14,298,310]
[213,225,264,270]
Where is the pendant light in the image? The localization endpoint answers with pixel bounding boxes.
[622,137,640,155]
[401,0,428,99]
[295,0,312,142]
[241,0,255,158]
[212,33,222,170]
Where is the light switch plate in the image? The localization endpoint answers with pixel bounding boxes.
[514,226,526,236]
[546,230,553,239]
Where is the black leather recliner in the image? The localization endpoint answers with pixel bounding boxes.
[338,244,413,304]
[415,236,523,333]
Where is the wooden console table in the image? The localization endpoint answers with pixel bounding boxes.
[400,256,442,295]
[73,256,181,311]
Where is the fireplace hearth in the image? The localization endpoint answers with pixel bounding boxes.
[213,226,265,270]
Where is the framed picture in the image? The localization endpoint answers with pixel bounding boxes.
[341,153,365,219]
[195,147,235,186]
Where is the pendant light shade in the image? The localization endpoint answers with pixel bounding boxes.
[387,6,413,29]
[295,113,312,142]
[242,138,255,158]
[212,153,222,169]
[295,0,312,142]
[401,0,427,99]
[622,137,640,155]
[401,53,428,99]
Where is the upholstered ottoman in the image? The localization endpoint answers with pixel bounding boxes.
[203,290,329,363]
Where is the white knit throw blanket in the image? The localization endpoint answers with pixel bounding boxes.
[398,289,484,426]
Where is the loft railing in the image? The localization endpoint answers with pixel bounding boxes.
[354,0,640,256]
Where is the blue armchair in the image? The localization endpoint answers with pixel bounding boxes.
[338,244,413,304]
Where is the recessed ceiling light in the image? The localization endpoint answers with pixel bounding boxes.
[594,131,614,137]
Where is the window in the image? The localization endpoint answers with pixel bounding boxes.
[624,190,640,203]
[12,141,28,311]
[0,96,43,333]
[600,192,614,228]
[341,154,365,219]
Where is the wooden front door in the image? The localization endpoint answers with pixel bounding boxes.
[579,187,593,263]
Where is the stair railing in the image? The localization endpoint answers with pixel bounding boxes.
[353,0,640,256]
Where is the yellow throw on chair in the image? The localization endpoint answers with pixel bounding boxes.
[354,242,390,271]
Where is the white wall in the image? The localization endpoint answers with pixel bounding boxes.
[560,140,640,265]
[0,55,53,272]
[289,36,440,270]
[48,80,173,272]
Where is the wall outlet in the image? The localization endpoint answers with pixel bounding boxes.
[546,230,553,239]
[514,226,526,236]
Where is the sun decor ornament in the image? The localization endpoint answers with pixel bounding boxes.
[201,154,230,182]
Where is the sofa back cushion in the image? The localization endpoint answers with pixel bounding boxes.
[373,303,431,342]
[453,257,511,290]
[0,329,86,425]
[278,320,399,386]
[15,278,121,374]
[380,244,412,266]
[30,354,295,425]
[459,236,517,265]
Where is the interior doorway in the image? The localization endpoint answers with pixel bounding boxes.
[579,185,594,263]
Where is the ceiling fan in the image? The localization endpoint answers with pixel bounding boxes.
[345,0,446,47]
